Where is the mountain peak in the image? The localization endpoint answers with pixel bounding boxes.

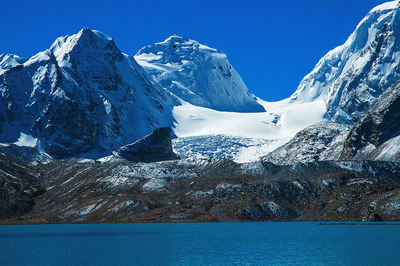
[78,27,113,42]
[369,0,400,13]
[49,28,119,67]
[290,0,400,123]
[162,34,187,44]
[135,36,264,113]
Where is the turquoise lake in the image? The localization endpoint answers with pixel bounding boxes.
[1,222,399,265]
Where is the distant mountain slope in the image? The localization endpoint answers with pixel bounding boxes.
[291,1,400,124]
[135,35,265,112]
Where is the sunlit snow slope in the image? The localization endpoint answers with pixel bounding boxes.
[135,36,328,162]
[291,0,400,123]
[170,98,326,162]
[135,35,265,113]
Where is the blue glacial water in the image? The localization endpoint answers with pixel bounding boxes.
[1,222,400,265]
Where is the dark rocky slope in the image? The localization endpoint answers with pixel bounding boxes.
[341,81,400,161]
[0,153,44,218]
[3,157,400,224]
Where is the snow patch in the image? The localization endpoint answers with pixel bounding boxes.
[14,133,37,147]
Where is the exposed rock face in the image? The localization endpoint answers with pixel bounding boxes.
[0,153,44,218]
[0,144,52,164]
[117,127,179,163]
[341,81,400,161]
[262,122,350,165]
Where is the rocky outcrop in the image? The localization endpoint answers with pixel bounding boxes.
[116,127,179,163]
[341,81,400,161]
[262,122,350,165]
[0,153,44,219]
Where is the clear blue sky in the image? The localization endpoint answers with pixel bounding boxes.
[0,0,387,101]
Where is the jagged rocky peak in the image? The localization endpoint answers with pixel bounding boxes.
[0,28,177,159]
[290,1,400,123]
[117,127,179,163]
[49,27,121,66]
[135,35,265,112]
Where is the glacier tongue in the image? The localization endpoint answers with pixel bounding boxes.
[135,35,265,112]
[291,1,400,124]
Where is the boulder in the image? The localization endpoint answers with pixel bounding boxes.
[117,127,179,163]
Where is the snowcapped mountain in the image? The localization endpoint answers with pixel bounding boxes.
[0,27,177,158]
[2,1,400,163]
[135,35,265,112]
[0,27,328,161]
[291,0,400,124]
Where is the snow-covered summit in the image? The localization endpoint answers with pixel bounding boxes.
[0,27,177,158]
[0,54,27,74]
[369,0,400,13]
[135,35,265,112]
[49,27,115,64]
[291,1,400,123]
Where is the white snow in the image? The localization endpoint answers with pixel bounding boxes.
[171,98,326,161]
[347,178,374,186]
[373,135,400,161]
[172,134,275,162]
[14,133,38,147]
[337,205,347,213]
[215,183,242,191]
[135,35,264,113]
[0,169,17,179]
[142,178,167,192]
[293,181,304,190]
[61,177,74,186]
[111,200,135,212]
[190,190,214,198]
[78,201,105,216]
[265,201,280,215]
[289,1,400,122]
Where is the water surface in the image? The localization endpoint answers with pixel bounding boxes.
[1,222,399,265]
